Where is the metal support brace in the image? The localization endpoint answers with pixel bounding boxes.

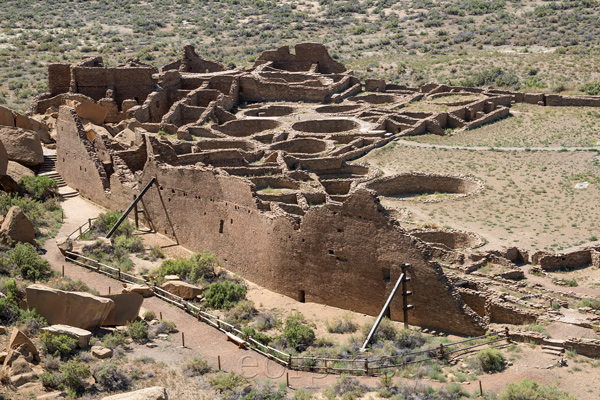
[106,177,156,238]
[360,271,405,352]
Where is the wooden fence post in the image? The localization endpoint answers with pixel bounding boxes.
[364,359,368,375]
[61,265,64,277]
[218,355,221,370]
[181,332,185,347]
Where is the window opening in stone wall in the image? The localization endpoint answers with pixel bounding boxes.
[299,290,305,303]
[219,220,224,234]
[383,268,391,283]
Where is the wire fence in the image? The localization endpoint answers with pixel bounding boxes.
[63,218,510,375]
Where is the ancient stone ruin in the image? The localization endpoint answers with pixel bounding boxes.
[14,43,600,336]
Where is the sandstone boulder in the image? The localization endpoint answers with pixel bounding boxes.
[26,284,115,330]
[0,127,44,166]
[122,283,153,298]
[91,345,113,359]
[41,325,92,348]
[163,275,180,282]
[7,328,38,358]
[101,293,144,326]
[10,371,38,387]
[0,139,7,175]
[101,386,168,400]
[0,174,17,192]
[0,206,35,245]
[71,238,113,255]
[66,99,108,125]
[0,105,15,127]
[6,160,34,182]
[160,280,203,300]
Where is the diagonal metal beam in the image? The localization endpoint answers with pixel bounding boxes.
[360,271,405,352]
[106,177,156,238]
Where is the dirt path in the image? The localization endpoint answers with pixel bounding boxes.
[40,196,379,390]
[394,139,600,152]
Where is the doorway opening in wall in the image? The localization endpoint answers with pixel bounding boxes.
[384,306,391,319]
[219,220,224,233]
[383,268,391,283]
[298,290,305,303]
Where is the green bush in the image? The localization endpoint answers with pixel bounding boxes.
[89,211,134,238]
[92,363,131,392]
[181,357,212,377]
[39,371,60,389]
[225,299,256,324]
[143,310,156,321]
[103,331,127,349]
[360,318,398,344]
[59,360,90,395]
[581,82,600,96]
[282,312,315,352]
[241,327,272,346]
[204,280,247,310]
[127,320,148,342]
[332,374,367,398]
[209,372,249,397]
[152,251,219,283]
[477,347,505,372]
[326,312,357,334]
[40,332,78,359]
[18,176,58,201]
[500,378,577,400]
[7,242,52,281]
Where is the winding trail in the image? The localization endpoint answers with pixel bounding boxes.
[394,139,600,152]
[40,196,374,390]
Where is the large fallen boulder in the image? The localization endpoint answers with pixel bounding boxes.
[26,284,115,330]
[0,126,44,166]
[160,280,203,300]
[0,139,7,175]
[41,325,92,348]
[0,206,35,245]
[101,386,168,400]
[6,160,34,182]
[101,293,144,326]
[0,105,15,127]
[65,99,107,125]
[3,328,39,368]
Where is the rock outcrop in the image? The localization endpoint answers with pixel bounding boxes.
[101,293,144,326]
[41,325,92,348]
[0,127,44,166]
[0,206,35,245]
[0,139,7,175]
[26,284,115,330]
[160,280,203,300]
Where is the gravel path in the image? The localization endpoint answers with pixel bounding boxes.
[394,138,600,152]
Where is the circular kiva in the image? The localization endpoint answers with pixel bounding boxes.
[242,105,295,117]
[269,138,330,155]
[410,229,485,250]
[291,119,360,134]
[315,104,363,114]
[348,93,402,104]
[213,119,281,137]
[364,172,484,202]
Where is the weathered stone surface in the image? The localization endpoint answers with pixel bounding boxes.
[0,174,17,192]
[0,105,15,127]
[101,293,144,326]
[91,345,113,359]
[0,139,7,175]
[163,275,180,282]
[101,386,168,400]
[67,99,108,125]
[0,127,44,166]
[41,325,92,348]
[0,206,35,245]
[71,238,113,255]
[7,329,38,357]
[37,391,67,399]
[160,280,203,300]
[6,160,34,182]
[10,371,38,386]
[122,283,153,298]
[26,284,115,330]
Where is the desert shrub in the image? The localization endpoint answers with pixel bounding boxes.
[152,251,219,283]
[209,372,249,397]
[477,347,505,372]
[396,328,426,349]
[39,371,60,389]
[103,331,127,349]
[204,280,247,310]
[89,211,134,238]
[18,176,58,201]
[7,242,52,281]
[461,67,519,88]
[225,299,256,324]
[282,312,315,352]
[326,312,357,334]
[54,279,98,294]
[59,360,90,395]
[499,378,577,400]
[292,388,314,400]
[581,82,600,96]
[143,310,156,321]
[39,332,78,359]
[114,234,144,253]
[241,327,272,346]
[149,244,165,259]
[577,298,600,310]
[42,355,62,371]
[245,380,287,400]
[332,374,367,398]
[92,363,131,392]
[148,320,177,338]
[255,311,278,331]
[128,320,148,342]
[181,357,212,377]
[360,318,398,344]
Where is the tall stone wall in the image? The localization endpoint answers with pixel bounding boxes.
[135,159,486,336]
